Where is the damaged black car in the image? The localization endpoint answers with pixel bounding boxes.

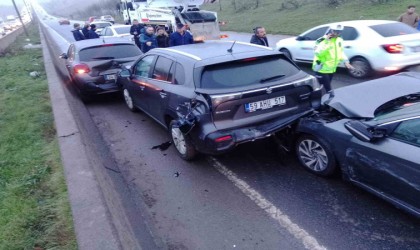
[295,72,420,218]
[119,41,322,160]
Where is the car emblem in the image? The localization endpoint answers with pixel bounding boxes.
[266,87,273,94]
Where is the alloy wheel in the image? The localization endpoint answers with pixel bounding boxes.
[298,139,329,172]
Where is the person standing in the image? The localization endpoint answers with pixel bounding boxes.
[156,27,169,48]
[169,23,194,47]
[88,24,99,39]
[130,19,144,49]
[312,24,354,98]
[71,23,85,41]
[81,23,90,38]
[140,26,158,53]
[250,27,269,47]
[398,5,419,28]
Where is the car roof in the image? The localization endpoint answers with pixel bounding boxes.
[110,25,130,29]
[72,37,135,50]
[318,19,397,28]
[325,72,420,118]
[90,21,112,24]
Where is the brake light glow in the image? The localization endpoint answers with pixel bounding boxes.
[242,57,257,62]
[381,44,404,53]
[73,64,90,74]
[215,135,232,143]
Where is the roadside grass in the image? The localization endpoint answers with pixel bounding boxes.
[204,0,416,35]
[0,25,77,249]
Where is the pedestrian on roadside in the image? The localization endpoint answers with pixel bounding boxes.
[81,23,90,38]
[169,23,194,47]
[88,24,99,39]
[398,5,419,28]
[130,19,144,49]
[250,27,269,47]
[312,24,354,99]
[71,23,85,41]
[156,27,169,48]
[140,26,158,53]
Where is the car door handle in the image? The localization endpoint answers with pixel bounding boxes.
[344,46,352,48]
[159,91,167,98]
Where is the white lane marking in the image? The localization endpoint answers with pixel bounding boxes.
[209,157,327,250]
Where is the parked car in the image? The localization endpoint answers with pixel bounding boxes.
[3,24,12,31]
[100,15,115,24]
[295,72,420,217]
[59,37,142,101]
[58,18,70,25]
[119,41,323,160]
[275,20,420,78]
[90,21,112,34]
[88,16,98,23]
[99,25,133,42]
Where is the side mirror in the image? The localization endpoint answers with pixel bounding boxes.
[59,53,68,59]
[344,120,385,142]
[119,69,131,77]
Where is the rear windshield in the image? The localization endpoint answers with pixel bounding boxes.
[79,44,141,61]
[200,56,300,89]
[369,22,418,37]
[115,26,130,34]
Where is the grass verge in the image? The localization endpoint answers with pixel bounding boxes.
[0,24,77,249]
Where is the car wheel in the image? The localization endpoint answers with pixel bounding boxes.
[123,88,137,112]
[296,134,337,176]
[169,120,197,161]
[349,57,372,78]
[280,48,292,60]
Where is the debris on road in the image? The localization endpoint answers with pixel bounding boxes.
[151,141,172,151]
[29,71,40,78]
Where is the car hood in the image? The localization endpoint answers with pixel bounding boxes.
[323,72,420,118]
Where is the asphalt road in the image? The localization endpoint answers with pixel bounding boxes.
[44,17,420,250]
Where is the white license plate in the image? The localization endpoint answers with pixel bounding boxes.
[105,74,116,80]
[245,96,286,113]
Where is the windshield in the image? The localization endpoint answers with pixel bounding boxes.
[374,94,420,120]
[79,44,141,61]
[369,22,418,37]
[200,55,299,89]
[115,27,131,34]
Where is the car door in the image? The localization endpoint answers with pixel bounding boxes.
[294,26,328,61]
[346,118,420,211]
[340,26,359,60]
[129,55,156,111]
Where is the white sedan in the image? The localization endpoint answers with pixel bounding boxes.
[275,20,420,78]
[99,25,134,42]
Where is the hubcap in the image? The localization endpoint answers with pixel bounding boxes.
[298,139,328,172]
[350,60,369,78]
[171,126,187,155]
[123,89,134,109]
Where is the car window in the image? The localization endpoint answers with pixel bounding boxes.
[152,56,173,82]
[369,22,418,37]
[134,55,155,78]
[95,22,111,29]
[341,26,358,40]
[301,27,328,40]
[174,63,185,85]
[67,45,75,61]
[390,118,420,146]
[115,26,130,34]
[201,55,300,89]
[79,44,141,61]
[105,28,113,36]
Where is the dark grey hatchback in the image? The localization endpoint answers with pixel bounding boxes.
[119,41,322,159]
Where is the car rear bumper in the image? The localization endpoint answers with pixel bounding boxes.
[73,77,121,95]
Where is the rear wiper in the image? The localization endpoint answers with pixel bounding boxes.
[260,74,285,83]
[91,56,115,60]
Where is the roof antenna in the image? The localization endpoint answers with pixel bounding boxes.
[227,41,236,53]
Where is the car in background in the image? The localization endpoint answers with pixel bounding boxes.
[100,15,115,24]
[295,72,420,217]
[59,37,142,101]
[90,21,112,34]
[88,16,98,23]
[0,27,5,36]
[99,25,133,42]
[119,41,322,160]
[275,20,420,78]
[3,23,12,31]
[58,18,70,25]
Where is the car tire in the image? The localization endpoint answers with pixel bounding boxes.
[169,120,197,161]
[295,134,337,177]
[123,88,137,112]
[280,48,292,60]
[349,57,372,78]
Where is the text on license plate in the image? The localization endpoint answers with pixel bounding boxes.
[245,96,286,113]
[105,74,116,80]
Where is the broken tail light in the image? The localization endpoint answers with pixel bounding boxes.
[215,135,232,143]
[73,64,91,74]
[381,44,404,54]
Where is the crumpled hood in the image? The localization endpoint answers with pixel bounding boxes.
[323,72,420,118]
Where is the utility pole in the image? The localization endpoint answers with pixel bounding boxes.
[12,0,29,37]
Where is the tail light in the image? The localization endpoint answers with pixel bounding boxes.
[215,135,233,143]
[381,44,404,53]
[73,64,90,74]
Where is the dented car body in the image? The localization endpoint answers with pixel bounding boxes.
[119,41,322,160]
[295,72,420,217]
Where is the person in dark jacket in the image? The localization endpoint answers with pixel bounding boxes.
[71,23,85,41]
[250,27,269,47]
[130,19,144,49]
[169,23,194,47]
[88,24,99,39]
[140,26,158,53]
[81,23,90,38]
[156,27,169,48]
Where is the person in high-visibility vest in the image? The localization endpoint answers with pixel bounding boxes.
[312,24,354,98]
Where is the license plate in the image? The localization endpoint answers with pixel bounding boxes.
[105,74,116,80]
[245,96,286,113]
